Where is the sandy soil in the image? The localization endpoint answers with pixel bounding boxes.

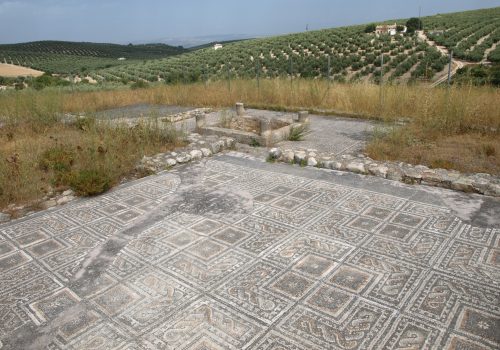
[0,63,44,77]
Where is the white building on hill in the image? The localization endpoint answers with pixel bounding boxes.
[376,23,406,36]
[213,44,223,50]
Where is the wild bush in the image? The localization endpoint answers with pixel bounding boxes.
[69,168,112,196]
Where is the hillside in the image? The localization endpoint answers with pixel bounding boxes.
[425,9,500,62]
[0,41,187,74]
[93,7,499,84]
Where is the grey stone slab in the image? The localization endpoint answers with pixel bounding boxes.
[277,114,377,156]
[0,154,498,350]
[92,104,194,120]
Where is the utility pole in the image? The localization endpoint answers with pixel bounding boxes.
[327,55,331,83]
[380,53,384,107]
[419,6,422,30]
[447,51,453,86]
[256,59,260,90]
[380,53,384,81]
[203,64,208,87]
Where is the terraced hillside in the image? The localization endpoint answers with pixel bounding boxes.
[0,41,187,74]
[95,26,433,84]
[425,8,500,62]
[94,7,499,84]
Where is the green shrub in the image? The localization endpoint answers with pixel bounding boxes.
[70,168,112,196]
[39,145,75,186]
[266,155,276,163]
[491,66,500,86]
[250,138,261,147]
[74,117,96,131]
[39,145,74,172]
[364,24,376,33]
[406,18,423,33]
[131,80,149,89]
[288,125,308,141]
[31,74,71,90]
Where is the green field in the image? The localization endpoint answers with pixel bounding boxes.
[1,7,499,84]
[425,8,500,62]
[93,7,499,84]
[0,41,187,74]
[96,25,432,84]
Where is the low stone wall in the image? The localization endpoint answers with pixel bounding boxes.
[229,115,262,133]
[161,108,212,123]
[200,126,263,145]
[196,104,306,147]
[198,115,303,147]
[268,147,500,197]
[137,134,235,172]
[261,122,300,145]
[59,108,212,125]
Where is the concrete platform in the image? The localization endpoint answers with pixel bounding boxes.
[277,114,376,156]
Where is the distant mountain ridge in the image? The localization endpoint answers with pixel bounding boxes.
[0,40,186,59]
[0,40,188,74]
[131,34,257,48]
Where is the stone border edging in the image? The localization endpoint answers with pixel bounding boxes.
[268,147,500,197]
[162,108,212,123]
[136,134,235,173]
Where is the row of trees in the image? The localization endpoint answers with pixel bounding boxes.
[99,24,425,84]
[424,6,500,63]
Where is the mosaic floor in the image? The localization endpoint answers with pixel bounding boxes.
[0,155,498,349]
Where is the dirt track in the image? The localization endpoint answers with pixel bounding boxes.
[417,31,466,87]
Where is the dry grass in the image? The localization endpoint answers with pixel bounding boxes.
[0,79,499,209]
[367,131,500,174]
[2,80,499,130]
[0,118,182,209]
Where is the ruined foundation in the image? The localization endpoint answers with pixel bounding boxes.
[197,104,307,146]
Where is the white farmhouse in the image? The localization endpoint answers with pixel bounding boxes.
[375,23,406,36]
[213,44,223,50]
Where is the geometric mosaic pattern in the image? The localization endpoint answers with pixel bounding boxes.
[0,156,498,349]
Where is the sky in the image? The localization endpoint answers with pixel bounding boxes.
[0,0,499,46]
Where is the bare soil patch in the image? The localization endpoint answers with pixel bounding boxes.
[0,63,44,77]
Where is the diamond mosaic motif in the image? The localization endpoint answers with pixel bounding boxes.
[0,157,498,349]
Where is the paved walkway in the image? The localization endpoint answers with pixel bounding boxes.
[208,108,375,156]
[0,154,499,349]
[277,114,375,156]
